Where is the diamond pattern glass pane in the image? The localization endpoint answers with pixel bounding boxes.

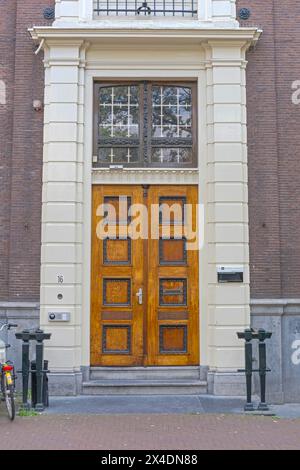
[99,86,139,138]
[152,86,192,138]
[151,148,192,164]
[99,147,139,164]
[95,82,196,167]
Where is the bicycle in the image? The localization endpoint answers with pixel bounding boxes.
[0,322,18,420]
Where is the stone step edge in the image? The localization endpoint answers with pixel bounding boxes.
[90,367,201,370]
[83,380,207,387]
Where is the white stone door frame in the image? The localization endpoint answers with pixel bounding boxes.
[30,26,260,395]
[82,67,206,373]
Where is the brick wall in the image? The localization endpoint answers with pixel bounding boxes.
[0,1,54,301]
[238,0,300,298]
[2,1,300,302]
[0,0,17,299]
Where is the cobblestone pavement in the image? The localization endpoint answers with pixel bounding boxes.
[0,413,300,450]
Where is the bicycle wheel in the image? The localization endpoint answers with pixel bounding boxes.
[3,374,15,421]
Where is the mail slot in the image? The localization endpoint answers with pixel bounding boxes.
[162,289,184,295]
[217,266,244,283]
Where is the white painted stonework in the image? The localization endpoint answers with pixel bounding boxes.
[30,0,261,395]
[54,0,237,25]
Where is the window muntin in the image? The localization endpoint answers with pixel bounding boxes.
[93,0,198,18]
[99,147,139,164]
[151,148,192,164]
[97,85,141,165]
[150,84,193,165]
[94,82,197,167]
[99,85,139,138]
[152,86,192,138]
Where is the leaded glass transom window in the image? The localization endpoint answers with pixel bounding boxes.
[93,82,197,167]
[93,0,198,18]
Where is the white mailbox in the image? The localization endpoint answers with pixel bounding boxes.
[217,266,244,283]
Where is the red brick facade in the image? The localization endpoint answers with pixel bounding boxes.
[0,1,54,301]
[1,1,300,301]
[238,0,300,298]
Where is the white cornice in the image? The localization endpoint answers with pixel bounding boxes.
[29,26,262,47]
[92,168,199,184]
[93,168,199,173]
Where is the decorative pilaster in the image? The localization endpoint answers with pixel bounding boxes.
[205,40,250,394]
[41,40,88,394]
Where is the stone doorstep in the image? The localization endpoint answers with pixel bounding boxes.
[89,366,203,381]
[47,369,252,397]
[82,379,208,396]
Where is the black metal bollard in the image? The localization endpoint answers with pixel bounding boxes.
[43,360,49,408]
[237,329,254,411]
[31,360,49,409]
[34,330,51,412]
[31,361,37,408]
[257,329,272,411]
[237,328,272,412]
[16,328,51,411]
[15,330,31,410]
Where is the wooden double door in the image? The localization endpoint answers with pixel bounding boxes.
[91,185,199,366]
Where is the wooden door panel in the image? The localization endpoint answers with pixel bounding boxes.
[103,238,131,265]
[146,185,199,366]
[91,185,144,366]
[91,184,199,367]
[159,238,187,265]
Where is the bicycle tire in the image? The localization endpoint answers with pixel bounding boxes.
[3,375,15,421]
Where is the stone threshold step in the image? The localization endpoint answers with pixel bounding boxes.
[82,379,207,395]
[90,367,201,370]
[90,366,204,381]
[84,379,207,385]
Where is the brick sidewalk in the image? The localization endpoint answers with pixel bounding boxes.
[0,414,300,450]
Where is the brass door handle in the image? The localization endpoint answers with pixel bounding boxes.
[136,288,143,305]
